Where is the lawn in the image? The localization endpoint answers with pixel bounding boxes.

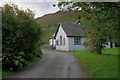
[73,48,119,78]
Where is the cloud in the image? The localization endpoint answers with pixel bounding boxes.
[0,1,60,18]
[19,2,59,17]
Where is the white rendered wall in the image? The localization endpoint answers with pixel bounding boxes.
[104,42,115,48]
[55,25,69,51]
[68,37,86,51]
[52,39,56,47]
[49,39,52,46]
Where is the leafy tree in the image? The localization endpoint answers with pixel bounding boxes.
[57,2,119,54]
[2,3,42,71]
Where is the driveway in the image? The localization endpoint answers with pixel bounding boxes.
[6,49,87,78]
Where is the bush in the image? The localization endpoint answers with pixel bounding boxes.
[2,52,26,70]
[2,3,42,71]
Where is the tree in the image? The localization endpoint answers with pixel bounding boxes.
[2,3,42,71]
[57,2,120,54]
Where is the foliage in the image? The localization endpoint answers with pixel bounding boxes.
[58,2,120,54]
[73,48,118,78]
[2,3,42,71]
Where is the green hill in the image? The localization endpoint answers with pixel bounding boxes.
[36,10,79,43]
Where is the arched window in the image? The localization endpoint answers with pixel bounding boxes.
[60,36,62,46]
[63,38,65,46]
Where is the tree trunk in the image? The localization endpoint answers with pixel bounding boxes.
[95,39,103,54]
[97,44,102,54]
[109,37,113,48]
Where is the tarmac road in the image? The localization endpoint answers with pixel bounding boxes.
[6,49,87,78]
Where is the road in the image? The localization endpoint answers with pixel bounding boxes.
[7,49,87,78]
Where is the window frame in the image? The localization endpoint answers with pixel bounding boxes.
[63,38,65,46]
[74,37,82,45]
[60,36,62,46]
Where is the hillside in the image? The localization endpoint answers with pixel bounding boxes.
[36,10,79,43]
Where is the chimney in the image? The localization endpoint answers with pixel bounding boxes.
[77,20,81,25]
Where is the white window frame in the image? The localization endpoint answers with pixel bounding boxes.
[63,38,65,46]
[74,37,82,45]
[60,36,62,46]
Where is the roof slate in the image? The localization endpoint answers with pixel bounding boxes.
[54,23,85,39]
[61,23,84,37]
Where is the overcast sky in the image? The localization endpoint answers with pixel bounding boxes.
[0,0,60,18]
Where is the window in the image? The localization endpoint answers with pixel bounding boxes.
[74,37,81,45]
[56,40,59,45]
[60,36,62,46]
[63,38,65,46]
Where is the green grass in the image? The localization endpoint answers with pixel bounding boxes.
[2,70,12,78]
[73,48,119,78]
[2,56,41,78]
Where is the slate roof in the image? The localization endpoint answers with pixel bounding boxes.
[61,23,84,37]
[54,23,85,38]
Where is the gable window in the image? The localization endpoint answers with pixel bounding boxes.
[74,37,81,45]
[60,36,62,46]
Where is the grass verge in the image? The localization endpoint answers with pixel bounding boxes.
[73,48,118,78]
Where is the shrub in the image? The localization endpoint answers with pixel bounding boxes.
[2,3,42,71]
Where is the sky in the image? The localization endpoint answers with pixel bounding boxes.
[1,0,118,18]
[0,0,60,18]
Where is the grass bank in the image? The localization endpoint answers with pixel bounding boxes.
[73,48,118,78]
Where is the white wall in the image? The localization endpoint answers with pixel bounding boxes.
[52,39,56,48]
[68,37,86,51]
[104,42,115,48]
[49,39,52,45]
[55,25,69,51]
